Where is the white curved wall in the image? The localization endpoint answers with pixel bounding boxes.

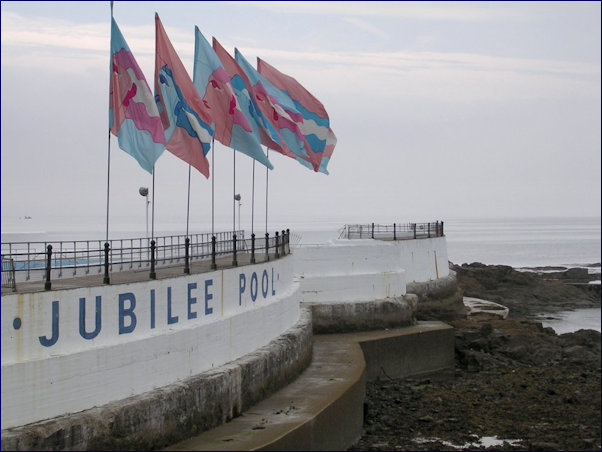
[293,236,449,303]
[294,240,406,302]
[394,236,449,282]
[1,257,299,430]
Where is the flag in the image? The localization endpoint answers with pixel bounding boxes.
[154,13,214,178]
[212,38,283,155]
[193,28,272,170]
[109,15,165,174]
[257,57,337,174]
[235,49,321,172]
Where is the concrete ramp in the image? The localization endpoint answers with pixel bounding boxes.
[166,321,454,451]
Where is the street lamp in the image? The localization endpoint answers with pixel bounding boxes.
[234,193,242,231]
[139,187,150,239]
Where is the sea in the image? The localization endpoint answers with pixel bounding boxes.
[2,215,600,333]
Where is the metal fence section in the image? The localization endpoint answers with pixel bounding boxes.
[1,256,16,291]
[341,222,444,240]
[1,229,291,288]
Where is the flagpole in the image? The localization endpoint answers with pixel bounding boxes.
[233,149,236,233]
[105,131,111,242]
[151,168,156,240]
[211,137,215,236]
[265,147,269,235]
[251,159,255,236]
[186,164,191,237]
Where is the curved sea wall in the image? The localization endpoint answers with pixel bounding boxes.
[1,256,300,430]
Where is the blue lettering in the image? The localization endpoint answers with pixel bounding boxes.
[262,270,269,298]
[239,273,246,305]
[271,267,276,296]
[119,293,137,334]
[167,287,179,324]
[205,279,213,315]
[188,282,198,320]
[250,272,258,302]
[79,296,101,340]
[150,289,156,329]
[39,300,59,347]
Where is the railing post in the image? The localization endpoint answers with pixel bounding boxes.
[44,244,52,290]
[281,230,286,256]
[286,229,290,255]
[150,240,156,280]
[428,223,431,238]
[393,223,396,241]
[413,223,417,239]
[441,221,444,236]
[265,232,270,262]
[184,238,190,274]
[275,231,280,259]
[232,234,238,267]
[103,242,110,284]
[251,233,256,264]
[371,222,374,239]
[211,236,217,270]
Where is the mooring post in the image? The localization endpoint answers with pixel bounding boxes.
[150,240,156,280]
[44,244,52,290]
[184,238,190,274]
[103,242,110,284]
[232,234,238,267]
[211,236,217,270]
[251,233,256,264]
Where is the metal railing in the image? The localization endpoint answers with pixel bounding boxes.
[340,221,444,240]
[1,229,292,290]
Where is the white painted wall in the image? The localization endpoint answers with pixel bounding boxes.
[394,237,449,282]
[294,240,406,302]
[293,236,449,302]
[1,257,299,430]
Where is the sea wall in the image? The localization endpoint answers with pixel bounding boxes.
[1,256,300,430]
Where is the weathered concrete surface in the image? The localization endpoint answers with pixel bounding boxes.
[0,308,313,451]
[166,336,367,451]
[306,295,418,334]
[165,321,454,451]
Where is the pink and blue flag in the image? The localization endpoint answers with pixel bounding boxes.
[235,49,321,172]
[193,28,272,170]
[109,15,165,174]
[212,38,283,156]
[257,57,337,174]
[154,14,214,178]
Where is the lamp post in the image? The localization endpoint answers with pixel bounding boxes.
[139,187,150,239]
[234,193,241,231]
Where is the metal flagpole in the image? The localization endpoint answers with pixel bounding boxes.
[251,160,255,236]
[151,168,156,240]
[233,149,236,232]
[265,147,269,234]
[105,131,111,242]
[211,137,215,236]
[185,164,191,237]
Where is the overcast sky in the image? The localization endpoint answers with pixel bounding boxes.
[1,1,600,235]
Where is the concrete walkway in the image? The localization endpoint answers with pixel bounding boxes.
[166,321,454,451]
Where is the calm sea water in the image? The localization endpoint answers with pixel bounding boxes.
[2,215,600,332]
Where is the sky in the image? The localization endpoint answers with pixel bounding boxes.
[1,1,601,236]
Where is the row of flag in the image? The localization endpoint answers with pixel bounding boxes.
[109,11,336,179]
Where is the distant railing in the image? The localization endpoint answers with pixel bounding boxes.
[340,222,444,240]
[1,229,291,290]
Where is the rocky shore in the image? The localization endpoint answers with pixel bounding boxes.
[350,263,601,451]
